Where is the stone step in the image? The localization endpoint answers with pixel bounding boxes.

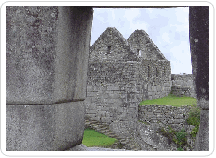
[99,126,108,130]
[88,120,98,124]
[98,129,109,134]
[85,118,141,151]
[106,133,117,138]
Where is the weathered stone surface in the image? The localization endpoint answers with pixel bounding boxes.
[6,6,58,104]
[85,27,171,141]
[89,27,136,62]
[194,110,209,151]
[54,7,93,102]
[134,122,177,151]
[171,74,196,98]
[6,102,85,151]
[189,6,209,151]
[189,6,209,102]
[6,6,93,104]
[6,6,93,151]
[138,105,192,131]
[127,30,166,60]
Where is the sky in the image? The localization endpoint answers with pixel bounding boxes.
[90,7,191,74]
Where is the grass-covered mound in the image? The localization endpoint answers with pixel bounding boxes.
[82,128,117,147]
[140,94,197,107]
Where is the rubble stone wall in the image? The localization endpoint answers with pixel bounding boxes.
[85,59,171,137]
[138,105,193,131]
[171,74,196,98]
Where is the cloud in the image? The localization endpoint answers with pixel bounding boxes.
[161,32,172,44]
[91,8,191,74]
[169,41,192,74]
[123,8,141,21]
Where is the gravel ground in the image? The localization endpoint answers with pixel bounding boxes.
[67,144,127,151]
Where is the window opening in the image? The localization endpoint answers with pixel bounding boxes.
[137,49,141,57]
[107,45,111,54]
[148,66,150,78]
[156,68,160,77]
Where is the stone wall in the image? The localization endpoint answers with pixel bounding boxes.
[85,61,139,137]
[89,27,137,63]
[137,59,171,100]
[127,30,166,60]
[138,105,192,131]
[171,74,196,98]
[136,104,196,151]
[85,59,171,137]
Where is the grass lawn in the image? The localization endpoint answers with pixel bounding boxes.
[140,94,197,107]
[82,128,117,147]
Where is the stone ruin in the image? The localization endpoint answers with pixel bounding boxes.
[85,27,172,137]
[6,6,209,152]
[85,27,200,150]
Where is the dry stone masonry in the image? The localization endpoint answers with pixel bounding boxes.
[5,6,208,151]
[138,105,193,131]
[171,74,196,98]
[86,27,172,138]
[85,27,198,150]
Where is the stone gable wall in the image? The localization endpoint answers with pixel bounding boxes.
[89,28,137,62]
[127,30,165,60]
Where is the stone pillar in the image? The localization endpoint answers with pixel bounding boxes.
[189,6,209,151]
[6,6,93,151]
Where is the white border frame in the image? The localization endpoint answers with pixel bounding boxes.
[1,1,215,157]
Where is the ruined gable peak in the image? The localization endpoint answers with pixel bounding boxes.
[91,27,128,48]
[130,29,150,38]
[127,29,167,60]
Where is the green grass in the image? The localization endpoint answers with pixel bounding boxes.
[186,107,200,137]
[82,128,117,147]
[140,94,197,107]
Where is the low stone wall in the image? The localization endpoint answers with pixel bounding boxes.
[136,104,196,150]
[138,105,192,131]
[171,86,191,97]
[171,74,196,98]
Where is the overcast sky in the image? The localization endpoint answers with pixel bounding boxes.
[90,7,191,74]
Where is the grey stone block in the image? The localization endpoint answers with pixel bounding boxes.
[107,84,120,91]
[197,98,209,110]
[6,6,93,104]
[194,110,209,151]
[6,102,85,151]
[6,6,93,151]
